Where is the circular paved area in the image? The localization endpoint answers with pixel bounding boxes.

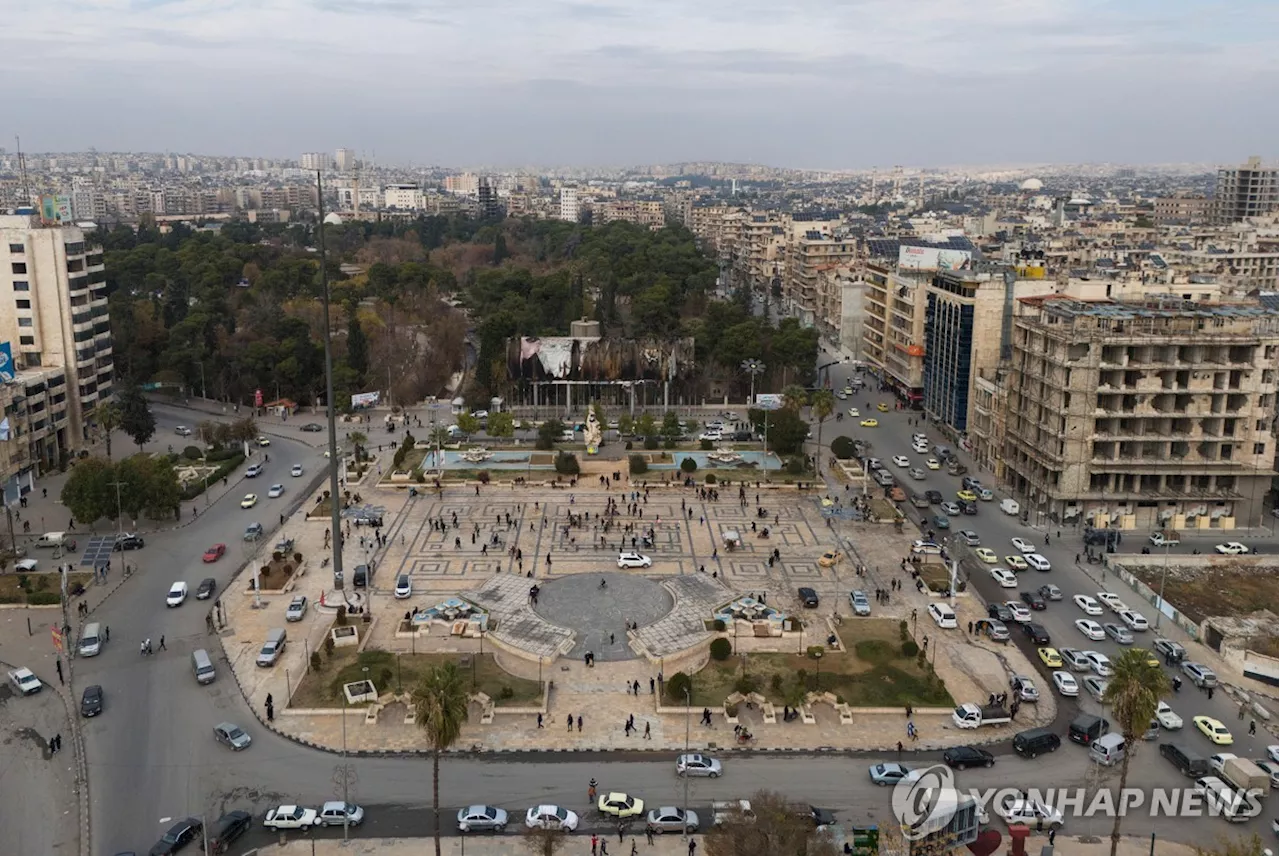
[533,572,673,661]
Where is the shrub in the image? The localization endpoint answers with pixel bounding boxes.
[917,650,928,668]
[336,606,348,626]
[554,452,580,476]
[901,640,919,658]
[183,445,202,460]
[379,667,394,689]
[629,454,649,474]
[412,468,426,483]
[700,438,713,450]
[663,438,676,449]
[16,574,30,591]
[34,575,49,591]
[477,470,491,484]
[806,645,826,659]
[712,618,726,632]
[830,436,856,459]
[624,441,633,450]
[725,703,739,717]
[323,636,335,657]
[680,457,698,473]
[709,637,732,660]
[855,639,896,665]
[310,651,323,672]
[666,671,692,702]
[643,435,659,450]
[734,673,761,695]
[899,620,909,641]
[705,473,717,484]
[785,455,806,476]
[499,685,515,700]
[770,674,785,694]
[27,591,61,605]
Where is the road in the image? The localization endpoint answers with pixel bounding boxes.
[74,399,1274,855]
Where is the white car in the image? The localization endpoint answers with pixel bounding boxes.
[175,425,192,436]
[1073,594,1104,616]
[285,595,308,622]
[1004,602,1032,623]
[892,455,910,468]
[1082,651,1114,677]
[928,602,957,629]
[1083,675,1110,703]
[14,558,38,572]
[317,801,365,827]
[264,805,320,830]
[394,574,412,599]
[1096,592,1128,613]
[617,552,652,569]
[525,805,579,832]
[8,667,42,695]
[1118,609,1149,631]
[997,797,1063,830]
[1156,701,1183,730]
[240,493,258,508]
[291,464,304,477]
[1025,553,1051,572]
[1010,537,1036,554]
[267,484,285,498]
[166,581,189,607]
[1209,753,1238,776]
[1052,671,1079,697]
[990,568,1018,588]
[698,431,722,442]
[1075,619,1106,641]
[256,436,271,447]
[1215,542,1249,555]
[848,407,860,417]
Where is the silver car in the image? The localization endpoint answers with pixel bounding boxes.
[1181,661,1218,688]
[213,722,252,751]
[285,595,308,622]
[849,590,872,616]
[908,467,926,480]
[1083,676,1109,703]
[1103,623,1134,645]
[318,801,364,827]
[646,807,699,834]
[676,753,722,777]
[457,805,508,833]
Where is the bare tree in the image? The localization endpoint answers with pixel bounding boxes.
[706,790,839,856]
[522,825,569,856]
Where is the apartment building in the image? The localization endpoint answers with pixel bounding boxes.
[0,213,114,482]
[334,148,356,172]
[1003,296,1277,529]
[1152,195,1210,225]
[558,187,580,223]
[477,177,502,220]
[383,183,424,211]
[595,199,664,229]
[299,152,329,171]
[1212,156,1278,225]
[445,173,480,196]
[783,232,856,328]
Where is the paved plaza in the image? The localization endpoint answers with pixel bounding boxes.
[215,459,1055,755]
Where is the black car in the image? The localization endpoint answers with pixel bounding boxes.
[301,423,324,432]
[957,500,978,515]
[809,806,837,827]
[798,587,820,608]
[1019,591,1046,610]
[206,810,252,855]
[80,684,104,717]
[987,603,1014,623]
[732,431,753,442]
[942,745,995,770]
[149,817,203,856]
[113,533,145,551]
[924,490,944,504]
[196,578,217,600]
[1022,622,1051,645]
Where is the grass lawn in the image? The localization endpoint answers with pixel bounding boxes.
[0,571,94,605]
[917,563,952,594]
[673,620,952,709]
[291,648,543,709]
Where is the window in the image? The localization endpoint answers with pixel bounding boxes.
[14,299,29,309]
[11,262,26,274]
[12,280,28,292]
[17,318,32,327]
[64,241,85,256]
[1255,443,1267,455]
[7,243,23,253]
[18,336,33,345]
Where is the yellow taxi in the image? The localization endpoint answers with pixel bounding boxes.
[974,548,998,564]
[956,490,977,502]
[1004,555,1029,571]
[877,403,889,412]
[925,458,941,470]
[860,419,879,428]
[1037,647,1063,668]
[1193,716,1233,746]
[819,550,842,568]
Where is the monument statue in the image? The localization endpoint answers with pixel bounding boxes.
[584,411,603,454]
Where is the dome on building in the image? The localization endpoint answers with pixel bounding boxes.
[323,212,344,226]
[1020,178,1044,192]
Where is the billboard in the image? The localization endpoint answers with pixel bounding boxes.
[40,195,73,225]
[351,391,380,409]
[0,342,13,383]
[755,394,784,411]
[898,246,972,272]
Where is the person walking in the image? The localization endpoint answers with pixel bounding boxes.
[568,714,574,732]
[577,715,583,732]
[644,721,651,740]
[1249,719,1257,736]
[618,821,626,843]
[688,840,697,856]
[646,824,655,845]
[158,636,166,651]
[55,659,63,684]
[591,834,599,856]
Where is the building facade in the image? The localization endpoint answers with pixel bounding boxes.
[1002,296,1277,529]
[1212,156,1279,225]
[558,187,580,223]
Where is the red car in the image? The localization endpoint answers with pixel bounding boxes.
[203,543,226,563]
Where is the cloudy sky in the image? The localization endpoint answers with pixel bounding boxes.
[9,0,1278,168]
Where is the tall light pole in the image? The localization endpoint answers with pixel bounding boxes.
[316,170,345,594]
[683,686,692,840]
[741,359,765,408]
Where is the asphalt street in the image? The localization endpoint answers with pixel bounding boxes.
[65,396,1277,856]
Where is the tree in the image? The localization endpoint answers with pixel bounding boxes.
[661,411,682,440]
[117,385,156,452]
[90,402,123,460]
[617,414,633,436]
[411,662,470,856]
[810,388,834,453]
[522,826,567,856]
[492,233,509,266]
[1102,648,1168,856]
[348,431,368,462]
[346,315,369,385]
[60,457,114,526]
[635,413,658,439]
[748,407,809,456]
[536,419,565,450]
[428,426,452,448]
[488,412,515,438]
[229,417,259,445]
[781,384,808,412]
[455,413,481,438]
[705,790,838,856]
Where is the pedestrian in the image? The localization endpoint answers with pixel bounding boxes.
[1249,720,1257,736]
[104,625,109,641]
[267,703,275,722]
[159,636,166,650]
[568,714,574,732]
[646,824,655,844]
[1207,686,1215,700]
[537,713,544,728]
[689,839,697,856]
[631,839,639,856]
[619,821,626,843]
[1048,828,1057,846]
[577,715,583,732]
[650,677,655,694]
[967,621,973,635]
[55,734,62,753]
[592,834,599,856]
[55,659,63,684]
[600,841,609,856]
[1239,702,1247,720]
[644,721,651,739]
[897,740,903,757]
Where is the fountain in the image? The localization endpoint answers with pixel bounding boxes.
[459,448,494,464]
[706,447,745,465]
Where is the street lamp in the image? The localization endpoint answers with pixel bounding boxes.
[741,359,765,407]
[683,686,692,840]
[316,170,346,595]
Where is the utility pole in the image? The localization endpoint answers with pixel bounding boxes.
[683,686,691,840]
[108,480,125,535]
[317,170,345,593]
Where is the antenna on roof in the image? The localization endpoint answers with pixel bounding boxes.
[15,135,31,208]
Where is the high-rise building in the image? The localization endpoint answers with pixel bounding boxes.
[558,187,580,222]
[0,214,114,481]
[1002,296,1277,529]
[299,152,329,171]
[1212,156,1278,224]
[334,148,356,172]
[477,177,502,220]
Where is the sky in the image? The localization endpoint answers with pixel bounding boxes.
[8,0,1279,169]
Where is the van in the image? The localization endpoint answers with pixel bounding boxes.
[1000,498,1021,516]
[1012,727,1061,758]
[1160,742,1210,778]
[1090,732,1127,767]
[928,603,957,629]
[256,628,287,667]
[192,649,217,684]
[1202,780,1257,823]
[977,488,994,501]
[933,445,952,460]
[79,622,103,657]
[1068,713,1109,746]
[352,563,370,587]
[34,531,66,549]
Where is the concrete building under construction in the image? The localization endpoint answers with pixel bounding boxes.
[1003,296,1278,530]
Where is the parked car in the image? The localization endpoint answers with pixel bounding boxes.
[1059,648,1090,671]
[525,805,578,831]
[1038,584,1064,601]
[149,818,203,855]
[395,574,413,599]
[597,793,645,818]
[1022,623,1050,645]
[205,811,252,855]
[646,807,700,834]
[676,753,723,777]
[798,587,820,608]
[1104,623,1134,645]
[318,802,365,827]
[80,684,104,717]
[1181,662,1218,688]
[617,552,652,569]
[1083,676,1109,702]
[1020,591,1046,610]
[285,595,308,622]
[1073,594,1103,615]
[457,805,509,833]
[942,746,994,770]
[848,590,872,616]
[1052,671,1079,697]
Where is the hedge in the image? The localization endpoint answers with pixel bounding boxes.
[27,591,62,605]
[180,453,246,501]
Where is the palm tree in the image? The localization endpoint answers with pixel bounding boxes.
[92,402,123,459]
[1102,648,1168,856]
[412,662,470,856]
[348,431,368,463]
[781,384,808,412]
[810,389,834,453]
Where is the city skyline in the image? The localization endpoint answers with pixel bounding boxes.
[9,0,1278,168]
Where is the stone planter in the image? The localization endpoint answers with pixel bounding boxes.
[331,624,359,648]
[389,471,412,483]
[343,679,377,705]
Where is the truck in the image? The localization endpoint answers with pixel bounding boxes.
[951,703,1011,729]
[1148,530,1181,547]
[1221,757,1270,794]
[712,800,756,827]
[8,667,42,695]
